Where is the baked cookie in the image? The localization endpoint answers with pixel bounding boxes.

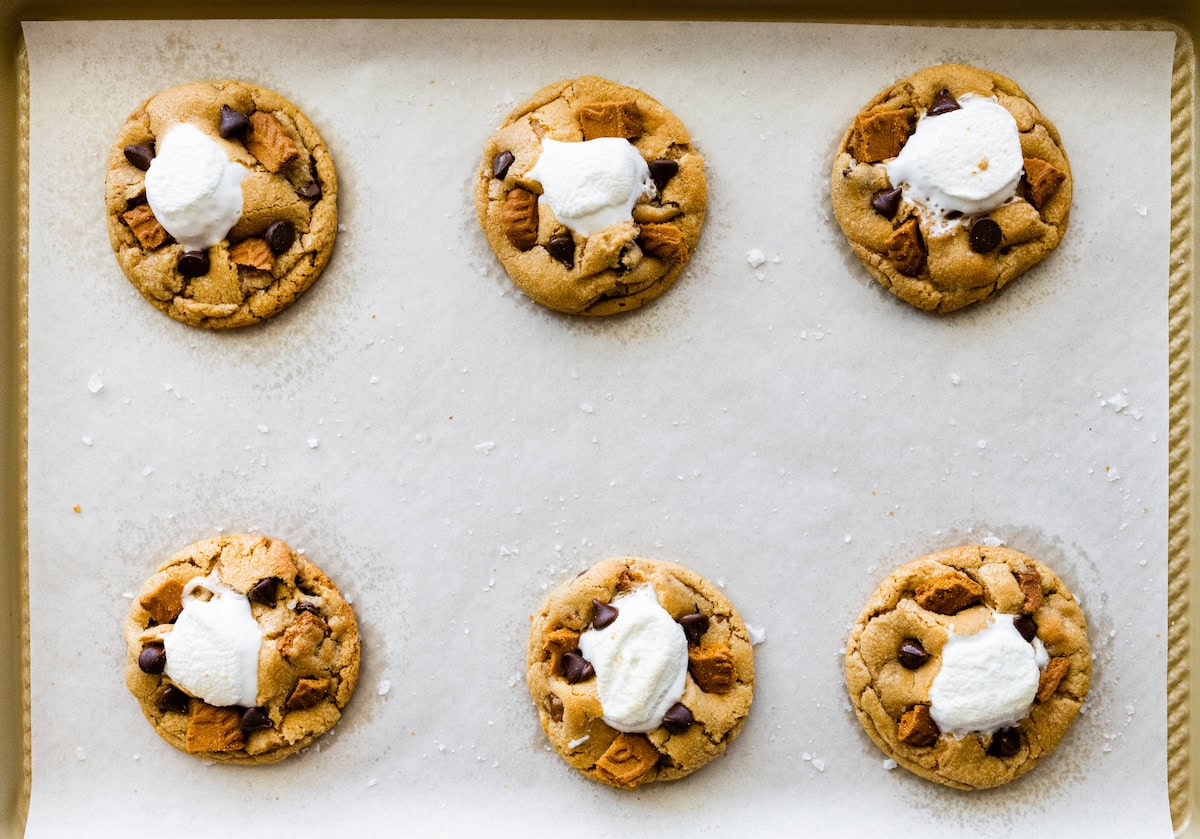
[476,76,706,315]
[831,64,1070,312]
[527,557,754,789]
[124,534,359,764]
[844,545,1090,789]
[105,80,337,328]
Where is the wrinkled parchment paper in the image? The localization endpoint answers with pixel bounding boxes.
[23,19,1173,836]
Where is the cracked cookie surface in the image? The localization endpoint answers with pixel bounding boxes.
[831,64,1071,312]
[844,545,1090,789]
[476,76,706,315]
[527,557,753,788]
[105,80,337,328]
[124,534,359,764]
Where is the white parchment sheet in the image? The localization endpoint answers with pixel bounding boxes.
[23,19,1173,837]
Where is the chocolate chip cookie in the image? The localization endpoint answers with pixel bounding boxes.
[844,545,1090,789]
[476,76,706,315]
[527,557,754,788]
[105,80,337,328]
[831,64,1070,312]
[124,534,359,764]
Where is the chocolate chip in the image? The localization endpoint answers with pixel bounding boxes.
[987,727,1022,757]
[247,577,278,608]
[492,151,515,180]
[678,613,709,645]
[927,88,962,117]
[138,644,166,674]
[241,706,272,731]
[562,651,595,684]
[295,602,320,616]
[123,143,155,171]
[156,685,190,715]
[178,250,210,277]
[1014,614,1038,643]
[297,181,322,200]
[591,599,619,630]
[662,702,694,734]
[219,104,251,139]
[546,235,574,268]
[648,159,679,194]
[969,218,1002,253]
[264,220,296,254]
[871,187,902,219]
[897,639,929,669]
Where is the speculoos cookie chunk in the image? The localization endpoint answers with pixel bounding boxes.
[527,557,754,789]
[831,64,1070,312]
[844,545,1090,790]
[105,80,337,328]
[477,76,706,315]
[124,534,359,764]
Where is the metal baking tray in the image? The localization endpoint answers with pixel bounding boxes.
[2,1,1195,834]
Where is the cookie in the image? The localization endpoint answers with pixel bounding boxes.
[844,545,1090,789]
[124,534,359,764]
[105,80,337,328]
[831,64,1071,312]
[527,557,754,789]
[476,76,706,315]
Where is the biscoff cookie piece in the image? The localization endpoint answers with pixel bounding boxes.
[124,534,359,764]
[105,80,337,328]
[831,64,1070,312]
[844,545,1090,790]
[527,557,754,789]
[477,76,706,315]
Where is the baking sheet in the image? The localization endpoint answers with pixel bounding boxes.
[22,19,1174,836]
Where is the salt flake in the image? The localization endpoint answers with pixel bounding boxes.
[746,249,767,268]
[87,374,103,394]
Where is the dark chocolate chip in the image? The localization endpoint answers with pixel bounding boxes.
[871,187,903,220]
[591,599,619,630]
[138,644,166,675]
[123,143,155,171]
[546,235,574,268]
[247,577,278,609]
[927,88,962,117]
[295,602,320,616]
[1013,614,1038,643]
[897,638,929,669]
[662,702,694,734]
[178,250,210,277]
[492,151,515,180]
[264,220,296,254]
[156,685,190,715]
[945,210,963,220]
[987,727,1022,757]
[241,706,273,731]
[648,159,679,194]
[562,651,595,684]
[219,104,251,139]
[297,181,322,200]
[678,613,709,646]
[969,218,1002,253]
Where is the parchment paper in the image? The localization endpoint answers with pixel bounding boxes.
[22,19,1174,837]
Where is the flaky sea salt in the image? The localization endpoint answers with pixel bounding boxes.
[378,679,392,696]
[307,438,319,448]
[474,441,495,454]
[87,374,103,393]
[567,735,590,749]
[746,624,767,646]
[883,758,897,770]
[746,249,766,268]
